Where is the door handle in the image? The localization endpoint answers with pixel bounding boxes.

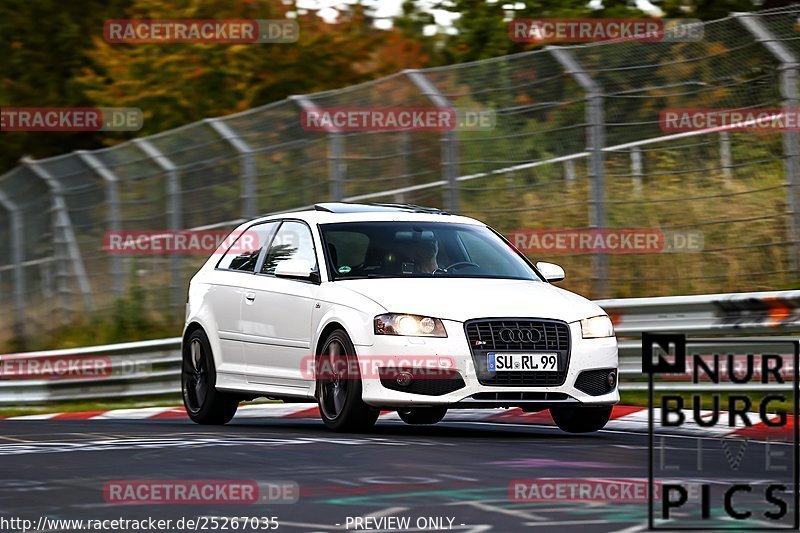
[245,292,256,302]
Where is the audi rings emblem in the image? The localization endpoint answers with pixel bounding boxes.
[498,328,541,343]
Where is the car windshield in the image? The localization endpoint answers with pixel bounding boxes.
[320,221,541,281]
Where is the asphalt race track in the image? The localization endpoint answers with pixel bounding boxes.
[0,416,794,533]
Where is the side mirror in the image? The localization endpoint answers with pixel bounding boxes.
[274,259,315,280]
[536,261,565,282]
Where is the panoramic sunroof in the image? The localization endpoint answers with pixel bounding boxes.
[314,202,448,214]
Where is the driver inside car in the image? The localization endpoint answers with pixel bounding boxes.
[410,236,439,274]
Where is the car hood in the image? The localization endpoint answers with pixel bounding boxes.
[335,278,605,323]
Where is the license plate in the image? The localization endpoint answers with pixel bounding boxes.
[487,353,558,372]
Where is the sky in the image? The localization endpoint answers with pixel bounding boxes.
[295,0,458,32]
[295,0,663,33]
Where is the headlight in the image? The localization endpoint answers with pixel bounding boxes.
[374,314,447,337]
[580,315,614,338]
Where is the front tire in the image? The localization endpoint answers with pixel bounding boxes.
[182,329,239,425]
[398,407,447,425]
[316,329,379,432]
[550,405,612,433]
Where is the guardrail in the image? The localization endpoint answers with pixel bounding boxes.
[1,290,798,404]
[0,338,182,404]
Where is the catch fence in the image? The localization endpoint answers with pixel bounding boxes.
[1,6,798,343]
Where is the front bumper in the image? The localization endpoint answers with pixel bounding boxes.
[357,319,619,408]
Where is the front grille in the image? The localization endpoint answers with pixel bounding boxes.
[574,369,616,396]
[379,368,466,396]
[471,392,569,401]
[465,318,571,386]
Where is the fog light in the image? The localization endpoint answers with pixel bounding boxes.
[396,372,413,387]
[607,371,617,389]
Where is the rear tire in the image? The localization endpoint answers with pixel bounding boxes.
[182,329,239,425]
[316,329,379,432]
[550,405,612,433]
[398,407,447,425]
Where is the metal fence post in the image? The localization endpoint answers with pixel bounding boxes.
[563,159,576,188]
[719,132,733,182]
[134,139,184,310]
[23,161,70,322]
[630,146,643,195]
[737,12,800,270]
[205,118,257,219]
[405,69,460,212]
[328,134,344,202]
[291,95,344,201]
[549,47,608,297]
[0,190,26,340]
[40,260,53,298]
[23,157,96,314]
[76,150,125,297]
[396,131,409,203]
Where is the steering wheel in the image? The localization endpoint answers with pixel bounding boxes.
[432,261,480,275]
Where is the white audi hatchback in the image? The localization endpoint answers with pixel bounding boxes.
[182,203,618,432]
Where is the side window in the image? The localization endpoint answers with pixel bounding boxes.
[324,231,369,271]
[260,221,317,275]
[217,222,279,273]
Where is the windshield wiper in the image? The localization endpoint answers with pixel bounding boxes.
[335,273,389,280]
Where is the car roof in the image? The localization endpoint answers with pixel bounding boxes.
[240,203,485,227]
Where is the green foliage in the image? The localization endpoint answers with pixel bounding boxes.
[433,0,647,63]
[653,0,781,20]
[11,275,182,352]
[0,0,430,172]
[459,132,799,299]
[0,0,132,173]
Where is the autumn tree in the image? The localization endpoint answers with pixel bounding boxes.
[78,0,430,137]
[0,0,131,171]
[0,0,430,171]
